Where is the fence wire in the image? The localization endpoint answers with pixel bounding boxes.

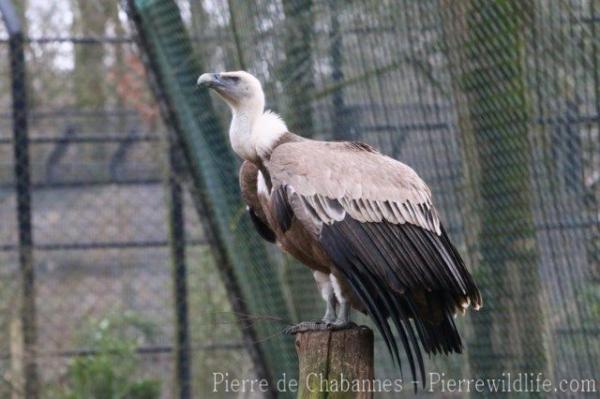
[0,0,599,398]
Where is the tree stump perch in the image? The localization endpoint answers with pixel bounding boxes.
[295,325,374,399]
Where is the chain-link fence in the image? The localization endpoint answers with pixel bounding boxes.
[1,0,599,398]
[0,1,257,398]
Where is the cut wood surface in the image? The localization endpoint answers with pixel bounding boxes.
[295,325,374,399]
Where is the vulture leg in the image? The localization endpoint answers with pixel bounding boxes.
[331,301,351,328]
[316,271,337,324]
[283,273,357,335]
[322,293,337,324]
[329,274,355,330]
[283,272,339,335]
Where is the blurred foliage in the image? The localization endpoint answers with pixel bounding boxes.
[186,246,255,396]
[49,311,160,399]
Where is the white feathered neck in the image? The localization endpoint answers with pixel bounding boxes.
[229,107,287,161]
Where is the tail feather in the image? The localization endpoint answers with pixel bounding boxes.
[421,313,462,355]
[408,290,463,355]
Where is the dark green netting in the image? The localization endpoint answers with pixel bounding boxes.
[129,0,300,390]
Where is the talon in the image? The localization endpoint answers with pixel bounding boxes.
[283,320,331,335]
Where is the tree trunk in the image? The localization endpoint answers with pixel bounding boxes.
[10,317,23,399]
[295,326,374,399]
[71,0,115,109]
[280,0,315,138]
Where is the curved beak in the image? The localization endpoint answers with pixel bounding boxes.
[197,73,222,88]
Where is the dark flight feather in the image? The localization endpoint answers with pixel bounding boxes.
[271,185,294,232]
[247,207,276,243]
[318,215,477,387]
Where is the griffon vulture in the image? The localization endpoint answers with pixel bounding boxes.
[197,71,482,385]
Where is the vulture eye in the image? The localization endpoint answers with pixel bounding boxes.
[224,76,240,83]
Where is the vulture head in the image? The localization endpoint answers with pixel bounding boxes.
[198,71,288,161]
[197,70,265,114]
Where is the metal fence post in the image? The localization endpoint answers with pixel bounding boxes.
[167,138,191,399]
[0,1,38,398]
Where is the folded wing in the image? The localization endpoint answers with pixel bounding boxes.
[267,140,482,384]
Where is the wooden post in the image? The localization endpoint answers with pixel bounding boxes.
[295,326,374,399]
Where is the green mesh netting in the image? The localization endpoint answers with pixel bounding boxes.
[130,0,300,389]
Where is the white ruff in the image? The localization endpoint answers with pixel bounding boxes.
[252,110,288,159]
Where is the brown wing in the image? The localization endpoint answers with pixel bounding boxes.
[239,161,276,243]
[267,140,482,384]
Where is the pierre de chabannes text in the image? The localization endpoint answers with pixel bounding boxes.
[212,372,598,394]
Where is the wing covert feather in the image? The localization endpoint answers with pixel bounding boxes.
[268,140,441,234]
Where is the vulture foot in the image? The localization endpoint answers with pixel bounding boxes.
[321,312,336,324]
[283,320,357,335]
[283,320,331,335]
